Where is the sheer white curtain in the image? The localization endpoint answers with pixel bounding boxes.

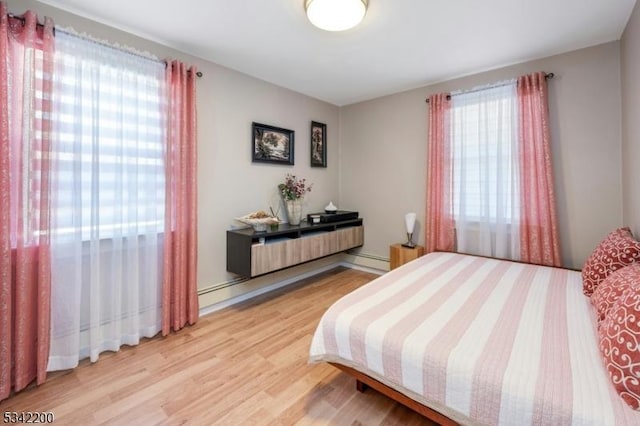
[48,32,166,370]
[451,81,520,260]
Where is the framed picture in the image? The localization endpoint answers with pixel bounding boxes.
[310,121,327,167]
[252,122,295,165]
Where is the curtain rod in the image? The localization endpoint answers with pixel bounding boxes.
[7,13,203,78]
[425,72,554,103]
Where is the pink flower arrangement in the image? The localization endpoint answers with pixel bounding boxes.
[278,173,312,201]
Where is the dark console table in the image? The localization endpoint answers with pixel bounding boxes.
[226,218,363,277]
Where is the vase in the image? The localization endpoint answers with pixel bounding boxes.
[285,198,303,226]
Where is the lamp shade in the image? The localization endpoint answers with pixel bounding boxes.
[305,0,368,32]
[405,213,416,234]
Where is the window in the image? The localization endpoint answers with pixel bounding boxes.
[51,34,166,240]
[48,32,167,370]
[427,72,559,265]
[451,83,519,224]
[449,81,520,259]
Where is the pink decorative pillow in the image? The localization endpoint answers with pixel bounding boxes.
[599,283,640,410]
[592,263,640,323]
[582,228,640,296]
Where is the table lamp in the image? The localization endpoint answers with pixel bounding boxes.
[402,212,416,248]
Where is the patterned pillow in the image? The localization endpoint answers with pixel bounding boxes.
[598,282,640,410]
[592,263,640,323]
[582,228,640,296]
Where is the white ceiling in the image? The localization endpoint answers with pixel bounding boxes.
[37,0,636,106]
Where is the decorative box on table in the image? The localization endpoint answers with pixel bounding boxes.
[307,210,359,224]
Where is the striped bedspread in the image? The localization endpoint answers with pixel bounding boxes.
[309,252,640,425]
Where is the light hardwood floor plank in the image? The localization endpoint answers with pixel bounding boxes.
[0,267,434,425]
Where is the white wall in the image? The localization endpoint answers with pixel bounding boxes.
[10,0,342,308]
[621,1,640,237]
[340,42,623,270]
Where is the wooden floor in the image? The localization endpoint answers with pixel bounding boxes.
[0,267,434,425]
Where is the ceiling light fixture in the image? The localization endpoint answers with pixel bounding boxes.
[305,0,368,32]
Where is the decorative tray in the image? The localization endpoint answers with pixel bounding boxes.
[235,212,280,232]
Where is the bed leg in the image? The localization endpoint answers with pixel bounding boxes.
[356,379,369,392]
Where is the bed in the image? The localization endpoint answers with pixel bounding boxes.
[309,251,640,425]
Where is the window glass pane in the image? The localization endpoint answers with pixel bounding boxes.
[451,83,519,224]
[51,33,166,241]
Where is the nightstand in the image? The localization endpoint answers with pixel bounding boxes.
[389,243,425,270]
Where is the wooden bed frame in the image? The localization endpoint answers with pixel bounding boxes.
[329,362,458,426]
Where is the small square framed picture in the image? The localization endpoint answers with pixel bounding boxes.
[310,121,326,167]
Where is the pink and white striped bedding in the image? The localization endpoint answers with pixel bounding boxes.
[309,252,640,425]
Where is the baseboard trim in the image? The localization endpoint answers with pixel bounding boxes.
[338,261,386,276]
[197,276,249,296]
[198,252,389,318]
[342,251,389,274]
